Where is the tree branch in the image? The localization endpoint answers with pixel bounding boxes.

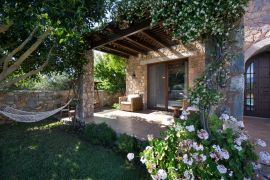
[0,22,14,34]
[0,46,54,89]
[2,27,39,71]
[0,28,52,81]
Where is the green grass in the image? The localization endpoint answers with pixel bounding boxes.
[0,120,149,180]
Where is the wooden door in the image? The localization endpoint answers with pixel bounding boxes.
[245,52,270,117]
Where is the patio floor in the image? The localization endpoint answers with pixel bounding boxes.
[85,109,270,147]
[85,108,174,140]
[244,116,270,152]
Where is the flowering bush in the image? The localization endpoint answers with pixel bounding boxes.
[139,110,258,179]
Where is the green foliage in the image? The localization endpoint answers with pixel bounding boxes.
[112,0,248,43]
[116,134,139,154]
[140,112,257,179]
[112,103,120,109]
[94,53,126,93]
[0,0,112,84]
[83,123,117,147]
[3,73,72,90]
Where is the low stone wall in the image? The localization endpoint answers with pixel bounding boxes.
[95,90,123,107]
[0,90,121,123]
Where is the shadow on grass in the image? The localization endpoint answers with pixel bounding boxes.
[0,119,149,180]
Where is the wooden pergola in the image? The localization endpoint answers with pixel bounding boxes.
[85,21,179,58]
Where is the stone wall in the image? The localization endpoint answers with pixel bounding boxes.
[0,90,72,111]
[244,0,270,50]
[126,42,205,108]
[96,90,123,107]
[0,89,120,123]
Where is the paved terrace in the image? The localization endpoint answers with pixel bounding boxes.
[85,109,270,149]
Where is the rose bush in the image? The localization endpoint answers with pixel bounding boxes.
[139,109,258,179]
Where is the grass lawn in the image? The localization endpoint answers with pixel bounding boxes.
[0,120,149,180]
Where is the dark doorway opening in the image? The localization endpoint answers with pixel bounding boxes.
[244,52,270,117]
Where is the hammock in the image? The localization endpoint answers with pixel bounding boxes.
[0,99,73,123]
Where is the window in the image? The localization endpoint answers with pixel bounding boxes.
[245,62,254,111]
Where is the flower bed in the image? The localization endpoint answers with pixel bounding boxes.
[127,108,270,179]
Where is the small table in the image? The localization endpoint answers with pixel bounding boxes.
[171,106,181,118]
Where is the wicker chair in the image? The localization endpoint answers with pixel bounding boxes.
[119,94,143,112]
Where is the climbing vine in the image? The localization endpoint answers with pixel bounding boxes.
[113,0,248,43]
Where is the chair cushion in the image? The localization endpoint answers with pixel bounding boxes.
[127,94,140,102]
[121,101,131,105]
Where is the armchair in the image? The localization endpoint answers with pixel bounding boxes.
[119,94,143,112]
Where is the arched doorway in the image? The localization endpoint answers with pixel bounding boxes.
[244,52,270,117]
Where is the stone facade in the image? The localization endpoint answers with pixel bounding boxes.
[244,0,270,51]
[126,42,205,109]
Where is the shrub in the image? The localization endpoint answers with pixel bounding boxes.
[140,110,258,179]
[83,123,116,147]
[116,134,139,154]
[112,103,120,109]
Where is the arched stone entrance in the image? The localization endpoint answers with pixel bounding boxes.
[244,39,270,117]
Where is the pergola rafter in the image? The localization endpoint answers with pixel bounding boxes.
[85,21,179,58]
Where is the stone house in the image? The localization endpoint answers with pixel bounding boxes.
[78,0,270,121]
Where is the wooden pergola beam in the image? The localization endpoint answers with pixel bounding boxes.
[104,44,137,56]
[140,31,170,48]
[112,41,147,55]
[125,36,156,51]
[89,20,150,48]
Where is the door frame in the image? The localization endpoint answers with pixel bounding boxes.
[147,58,188,111]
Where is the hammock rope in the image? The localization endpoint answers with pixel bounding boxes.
[0,99,73,123]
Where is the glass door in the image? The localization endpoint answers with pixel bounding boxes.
[148,63,166,109]
[148,60,187,110]
[168,61,187,109]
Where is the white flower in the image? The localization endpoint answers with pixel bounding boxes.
[146,146,153,150]
[220,113,230,121]
[237,121,245,128]
[252,162,262,170]
[180,114,188,120]
[217,164,227,174]
[234,145,242,151]
[140,156,146,164]
[127,153,134,161]
[182,110,190,116]
[234,133,248,146]
[199,154,207,162]
[186,106,198,112]
[243,178,251,180]
[184,170,194,180]
[234,138,242,146]
[210,145,229,160]
[193,97,200,105]
[220,149,230,160]
[155,169,167,180]
[147,134,154,141]
[239,133,248,140]
[197,129,209,140]
[229,171,233,177]
[256,139,267,147]
[183,154,193,165]
[185,125,195,132]
[259,151,270,164]
[229,116,237,122]
[175,124,183,131]
[192,142,204,151]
